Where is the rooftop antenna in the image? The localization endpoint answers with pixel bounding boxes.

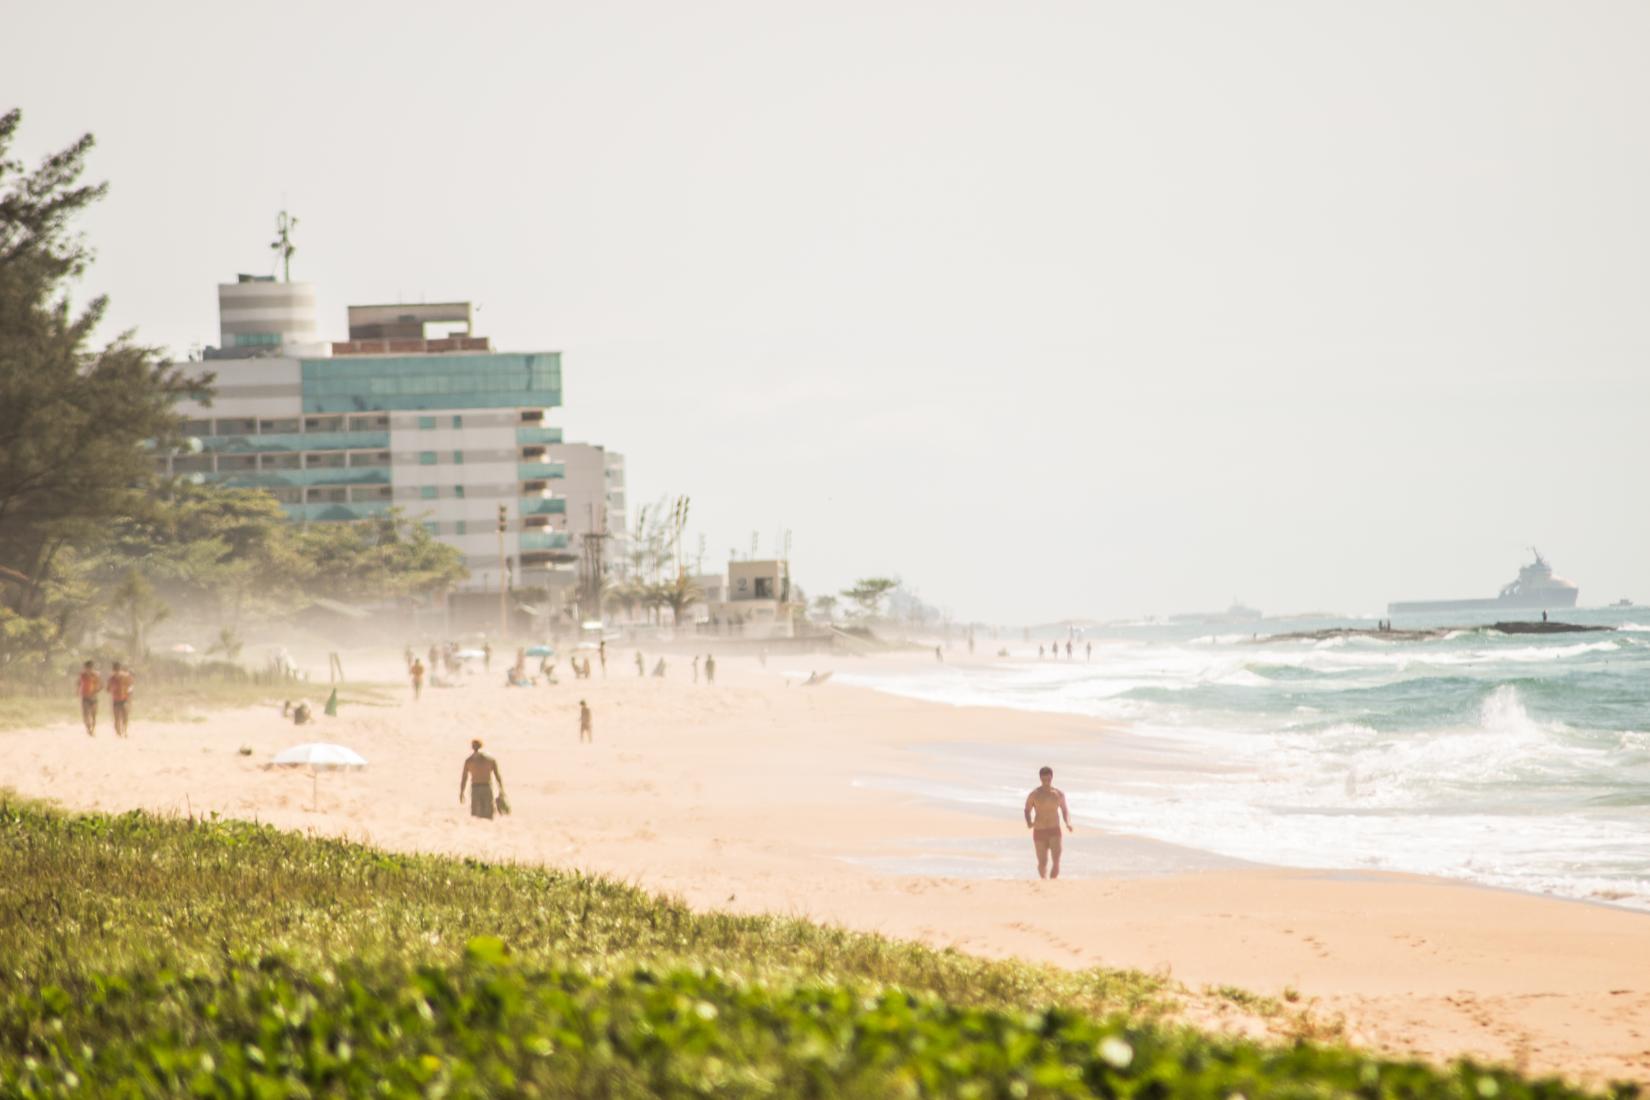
[271,210,298,282]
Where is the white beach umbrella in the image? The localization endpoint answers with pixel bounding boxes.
[272,742,367,809]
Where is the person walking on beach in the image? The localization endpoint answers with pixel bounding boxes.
[652,657,667,678]
[107,662,135,737]
[410,658,425,700]
[1086,642,1092,662]
[692,655,700,683]
[635,650,644,677]
[579,699,593,743]
[459,739,505,819]
[77,660,102,736]
[599,640,607,676]
[483,642,493,673]
[704,653,716,684]
[1024,766,1073,879]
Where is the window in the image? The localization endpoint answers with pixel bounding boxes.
[451,415,463,428]
[420,486,438,500]
[215,455,257,472]
[453,451,464,465]
[305,452,347,469]
[418,451,437,466]
[233,332,280,348]
[453,485,465,498]
[348,450,390,467]
[261,453,302,470]
[304,415,344,433]
[754,578,774,599]
[269,487,303,503]
[307,487,347,503]
[348,414,389,431]
[259,418,300,434]
[418,416,436,430]
[180,418,212,437]
[215,418,257,435]
[351,486,393,502]
[455,521,467,535]
[424,521,439,534]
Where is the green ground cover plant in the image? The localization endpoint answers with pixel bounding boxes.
[0,801,1626,1098]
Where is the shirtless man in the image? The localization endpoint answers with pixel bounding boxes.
[579,699,592,743]
[459,739,505,819]
[1023,766,1073,879]
[107,662,135,738]
[77,661,102,736]
[410,658,425,700]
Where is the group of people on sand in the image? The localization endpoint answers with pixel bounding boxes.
[1037,640,1092,662]
[632,651,716,683]
[76,660,136,737]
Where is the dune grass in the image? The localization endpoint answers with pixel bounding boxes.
[0,800,1623,1098]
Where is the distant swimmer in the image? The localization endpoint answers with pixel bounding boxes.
[1065,641,1072,659]
[77,660,102,737]
[935,645,943,663]
[1085,642,1092,662]
[1024,766,1073,879]
[1038,645,1045,659]
[459,739,505,819]
[410,658,425,700]
[107,662,135,737]
[579,699,593,743]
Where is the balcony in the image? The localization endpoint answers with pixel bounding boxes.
[519,497,567,516]
[515,426,563,446]
[519,531,571,551]
[517,462,565,483]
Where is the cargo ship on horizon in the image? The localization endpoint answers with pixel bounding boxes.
[1388,551,1579,615]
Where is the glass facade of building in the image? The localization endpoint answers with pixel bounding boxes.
[299,353,561,412]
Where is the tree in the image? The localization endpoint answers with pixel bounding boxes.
[812,594,839,622]
[656,572,704,627]
[841,577,898,619]
[294,509,467,604]
[0,110,210,671]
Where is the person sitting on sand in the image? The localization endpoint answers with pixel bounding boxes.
[292,700,313,725]
[77,660,102,737]
[459,739,505,819]
[579,699,592,743]
[1024,766,1073,880]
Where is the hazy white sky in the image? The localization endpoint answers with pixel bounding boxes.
[8,1,1648,622]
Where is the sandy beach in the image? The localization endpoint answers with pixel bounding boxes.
[5,650,1647,1085]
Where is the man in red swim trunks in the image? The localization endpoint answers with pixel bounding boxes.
[77,661,102,736]
[1024,765,1073,879]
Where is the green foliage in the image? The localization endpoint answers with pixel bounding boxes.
[293,508,467,603]
[842,576,899,619]
[0,803,1620,1098]
[0,109,210,671]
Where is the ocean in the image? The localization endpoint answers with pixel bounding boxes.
[837,608,1650,909]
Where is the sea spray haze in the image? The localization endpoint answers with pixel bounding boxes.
[841,608,1650,908]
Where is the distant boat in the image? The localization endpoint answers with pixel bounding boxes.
[1613,598,1634,608]
[1388,550,1579,615]
[1170,601,1263,625]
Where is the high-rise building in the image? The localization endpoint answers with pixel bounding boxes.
[165,292,572,593]
[545,442,628,572]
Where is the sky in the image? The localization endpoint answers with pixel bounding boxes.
[7,1,1648,623]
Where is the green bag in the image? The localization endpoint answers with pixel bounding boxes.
[494,794,511,816]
